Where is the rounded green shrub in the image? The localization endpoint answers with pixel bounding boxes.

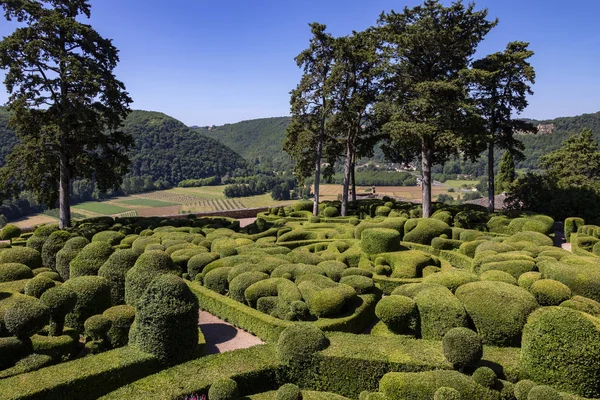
[229,271,269,303]
[0,224,21,242]
[361,228,401,254]
[204,267,231,295]
[276,383,303,400]
[277,324,329,364]
[504,231,553,247]
[124,250,181,306]
[564,217,585,243]
[103,305,135,348]
[442,327,483,369]
[208,378,239,400]
[55,236,89,280]
[529,279,571,306]
[341,267,373,278]
[560,295,600,317]
[69,241,114,279]
[339,275,374,294]
[98,249,139,305]
[0,263,33,282]
[62,276,112,331]
[479,260,536,279]
[129,274,199,365]
[375,206,391,217]
[513,380,536,400]
[539,259,600,302]
[84,314,111,340]
[433,387,461,400]
[322,206,339,218]
[472,366,497,388]
[423,270,479,293]
[304,286,346,318]
[521,307,600,397]
[4,297,49,339]
[41,230,71,272]
[526,385,560,400]
[24,275,55,298]
[0,247,42,269]
[375,295,418,333]
[480,270,518,285]
[455,281,539,346]
[517,271,542,291]
[92,231,125,246]
[39,285,77,336]
[187,252,220,279]
[404,218,452,245]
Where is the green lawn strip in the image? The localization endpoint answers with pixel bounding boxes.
[189,282,379,343]
[0,347,161,400]
[100,344,282,399]
[444,180,479,188]
[117,198,180,207]
[73,202,131,215]
[249,390,351,399]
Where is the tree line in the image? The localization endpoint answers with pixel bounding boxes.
[285,0,536,217]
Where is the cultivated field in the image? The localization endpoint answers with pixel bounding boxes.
[317,184,452,202]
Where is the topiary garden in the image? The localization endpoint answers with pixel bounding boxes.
[1,202,599,399]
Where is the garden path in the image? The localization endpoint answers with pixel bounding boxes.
[198,311,264,355]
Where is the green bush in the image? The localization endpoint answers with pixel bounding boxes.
[564,217,585,243]
[360,228,402,254]
[472,367,497,388]
[521,306,600,397]
[124,250,181,306]
[55,236,89,280]
[204,267,232,295]
[229,271,269,303]
[277,383,303,400]
[442,327,483,369]
[537,260,600,302]
[69,241,114,279]
[560,295,600,317]
[529,279,572,306]
[92,231,126,246]
[375,206,391,217]
[341,267,373,278]
[277,324,329,364]
[455,281,539,346]
[375,295,418,334]
[129,274,200,365]
[103,305,136,349]
[0,262,33,282]
[423,270,479,293]
[187,252,220,279]
[517,271,542,290]
[41,230,71,272]
[479,260,536,279]
[431,237,462,251]
[39,285,77,336]
[0,336,28,369]
[0,224,21,242]
[526,385,560,400]
[339,275,374,294]
[98,249,139,305]
[480,270,517,285]
[513,380,536,400]
[434,387,461,400]
[380,370,497,400]
[403,218,452,245]
[318,260,348,282]
[24,275,56,298]
[4,297,50,339]
[0,247,42,269]
[322,206,339,218]
[302,285,347,318]
[208,377,239,400]
[62,276,112,331]
[85,314,112,341]
[504,231,553,247]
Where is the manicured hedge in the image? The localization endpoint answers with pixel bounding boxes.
[55,236,89,280]
[41,230,71,272]
[69,242,114,279]
[62,276,112,332]
[0,263,33,282]
[98,249,139,305]
[0,247,42,269]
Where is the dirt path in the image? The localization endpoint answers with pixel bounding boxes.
[198,311,264,355]
[238,217,256,228]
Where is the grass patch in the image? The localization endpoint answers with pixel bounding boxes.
[117,198,180,207]
[444,180,479,189]
[43,209,87,220]
[73,202,131,215]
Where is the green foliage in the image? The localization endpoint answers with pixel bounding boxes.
[480,270,517,285]
[404,219,452,245]
[55,236,89,280]
[517,271,542,291]
[423,270,479,293]
[69,242,114,279]
[434,387,461,400]
[529,279,571,306]
[124,250,181,306]
[565,217,585,243]
[41,230,71,272]
[208,377,240,400]
[521,307,600,397]
[39,285,77,336]
[129,274,200,365]
[277,324,329,364]
[92,230,126,246]
[375,295,417,333]
[98,249,139,305]
[361,228,401,254]
[0,224,21,242]
[513,380,536,400]
[455,281,539,346]
[24,275,55,298]
[0,262,33,282]
[103,305,136,349]
[472,367,497,389]
[85,314,112,341]
[496,151,517,194]
[0,246,42,269]
[526,385,561,400]
[229,271,269,303]
[277,383,303,400]
[62,276,112,331]
[4,297,49,339]
[560,295,600,317]
[442,327,483,369]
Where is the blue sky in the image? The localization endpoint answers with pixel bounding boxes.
[0,0,599,126]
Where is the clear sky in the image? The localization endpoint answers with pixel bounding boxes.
[0,0,599,126]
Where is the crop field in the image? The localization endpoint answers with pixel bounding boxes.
[116,198,179,207]
[443,179,479,189]
[73,202,132,215]
[318,184,450,202]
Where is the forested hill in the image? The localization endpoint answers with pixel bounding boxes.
[0,108,247,185]
[516,111,600,170]
[192,117,291,169]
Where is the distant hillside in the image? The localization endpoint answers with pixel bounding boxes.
[192,117,291,168]
[0,109,247,185]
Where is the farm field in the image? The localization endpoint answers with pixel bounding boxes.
[317,184,451,202]
[73,202,131,215]
[443,179,479,189]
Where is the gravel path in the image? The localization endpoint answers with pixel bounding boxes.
[198,311,264,355]
[238,217,257,228]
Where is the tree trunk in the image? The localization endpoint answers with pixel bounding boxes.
[341,137,353,216]
[59,150,71,229]
[487,142,495,212]
[313,131,323,216]
[421,142,432,218]
[351,151,356,202]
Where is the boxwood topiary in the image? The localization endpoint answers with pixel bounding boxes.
[479,270,518,285]
[564,217,585,243]
[442,327,483,370]
[0,263,33,282]
[423,270,479,293]
[69,242,114,279]
[517,271,542,290]
[434,387,461,400]
[276,383,302,400]
[0,224,21,242]
[24,275,56,298]
[62,276,112,332]
[529,279,572,306]
[124,250,181,306]
[513,380,536,400]
[41,230,71,272]
[84,314,111,341]
[0,247,42,269]
[472,367,497,388]
[526,385,560,400]
[375,295,418,334]
[0,336,29,369]
[129,274,199,365]
[39,285,77,336]
[404,218,452,245]
[203,267,232,295]
[98,249,139,305]
[102,304,135,348]
[478,260,536,279]
[277,324,329,364]
[229,271,269,303]
[339,275,374,294]
[4,297,49,340]
[560,295,600,317]
[521,306,600,397]
[361,228,401,254]
[302,285,347,318]
[92,231,126,246]
[455,281,539,346]
[208,377,239,400]
[55,236,89,280]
